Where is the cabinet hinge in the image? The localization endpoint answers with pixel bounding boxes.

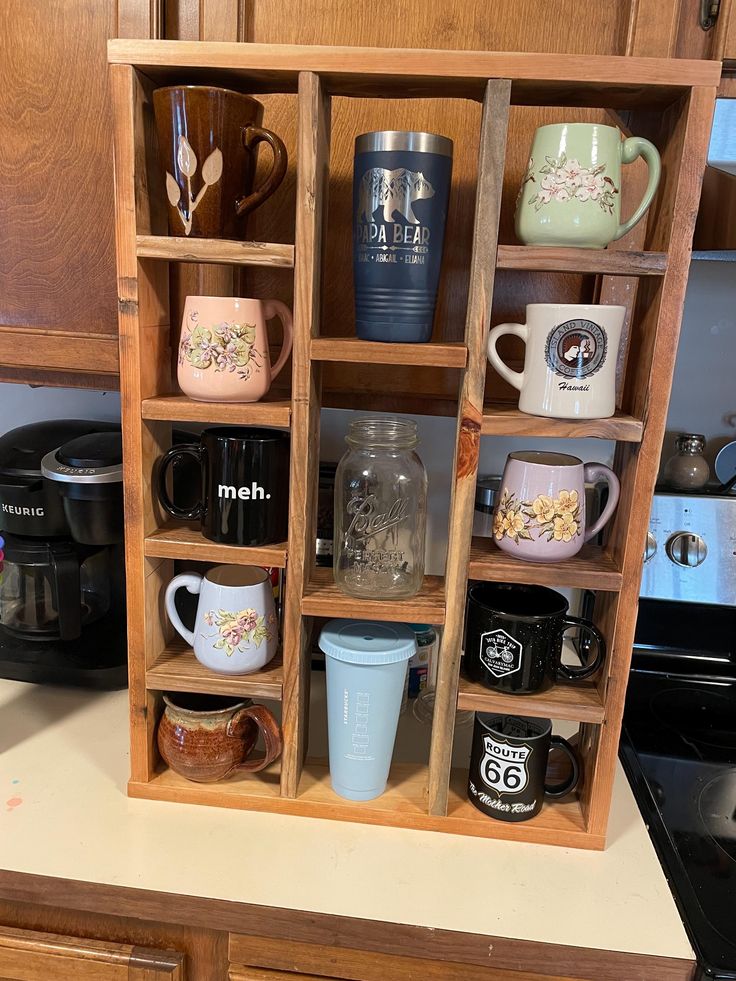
[700,0,721,30]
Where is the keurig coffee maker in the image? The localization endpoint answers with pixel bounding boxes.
[0,420,127,688]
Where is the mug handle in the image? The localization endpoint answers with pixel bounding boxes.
[613,136,661,241]
[236,126,288,218]
[487,322,529,391]
[228,704,283,773]
[164,573,203,648]
[545,736,580,799]
[557,615,605,681]
[157,444,203,521]
[582,463,620,542]
[263,299,294,380]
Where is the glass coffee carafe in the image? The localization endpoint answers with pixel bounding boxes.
[0,536,111,642]
[334,417,427,599]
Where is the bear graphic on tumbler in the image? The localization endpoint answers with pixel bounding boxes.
[358,167,435,225]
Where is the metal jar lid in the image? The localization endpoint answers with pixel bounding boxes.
[675,433,706,454]
[355,130,453,157]
[475,475,501,509]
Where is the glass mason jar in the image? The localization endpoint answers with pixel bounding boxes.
[663,433,710,491]
[334,417,427,598]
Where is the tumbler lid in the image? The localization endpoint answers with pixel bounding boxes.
[319,619,416,664]
[355,130,453,157]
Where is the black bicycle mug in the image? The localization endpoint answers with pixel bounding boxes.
[156,427,289,546]
[468,713,580,823]
[464,582,604,695]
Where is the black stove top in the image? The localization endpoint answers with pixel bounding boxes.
[621,600,736,981]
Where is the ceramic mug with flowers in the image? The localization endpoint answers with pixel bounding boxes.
[492,451,620,563]
[178,296,293,403]
[515,123,660,249]
[165,564,278,675]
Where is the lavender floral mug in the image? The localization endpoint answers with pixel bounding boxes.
[492,451,620,563]
[178,295,293,403]
[165,565,278,674]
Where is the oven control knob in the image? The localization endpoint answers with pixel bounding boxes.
[643,532,657,563]
[665,532,707,568]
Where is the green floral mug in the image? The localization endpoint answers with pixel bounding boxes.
[515,123,661,249]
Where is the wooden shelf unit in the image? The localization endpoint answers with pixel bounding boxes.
[110,41,717,850]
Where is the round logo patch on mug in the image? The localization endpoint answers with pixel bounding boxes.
[545,319,607,379]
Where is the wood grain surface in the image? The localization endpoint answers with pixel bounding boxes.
[136,235,295,267]
[143,521,288,567]
[141,393,291,427]
[302,569,445,624]
[481,404,644,441]
[468,539,623,591]
[456,671,605,725]
[146,641,284,699]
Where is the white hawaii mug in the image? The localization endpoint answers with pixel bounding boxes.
[165,565,278,675]
[488,303,625,420]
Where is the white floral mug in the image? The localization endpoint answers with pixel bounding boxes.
[165,565,278,675]
[178,296,293,403]
[492,451,620,563]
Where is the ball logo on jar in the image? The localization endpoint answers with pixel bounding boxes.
[345,494,410,542]
[479,733,530,796]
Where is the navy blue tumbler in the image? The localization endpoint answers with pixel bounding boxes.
[353,131,453,343]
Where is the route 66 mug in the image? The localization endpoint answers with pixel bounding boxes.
[493,451,620,563]
[468,713,580,822]
[487,303,625,420]
[515,122,661,248]
[165,564,278,674]
[178,296,293,403]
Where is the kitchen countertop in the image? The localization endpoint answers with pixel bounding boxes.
[0,678,693,961]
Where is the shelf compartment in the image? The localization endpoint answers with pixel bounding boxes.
[144,521,288,568]
[310,337,467,368]
[468,537,622,591]
[136,235,295,267]
[481,403,644,442]
[130,760,597,847]
[147,641,284,699]
[142,393,291,428]
[456,669,605,724]
[302,568,445,624]
[496,245,667,276]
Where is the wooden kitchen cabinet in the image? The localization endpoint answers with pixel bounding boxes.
[0,924,183,979]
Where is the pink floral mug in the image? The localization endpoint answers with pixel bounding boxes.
[165,565,278,675]
[492,451,620,563]
[178,295,293,403]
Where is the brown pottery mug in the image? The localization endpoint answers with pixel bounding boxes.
[157,693,282,782]
[153,85,287,239]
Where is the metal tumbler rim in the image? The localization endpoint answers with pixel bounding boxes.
[355,130,453,157]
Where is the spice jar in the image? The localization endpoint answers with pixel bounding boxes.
[663,434,710,491]
[334,417,427,598]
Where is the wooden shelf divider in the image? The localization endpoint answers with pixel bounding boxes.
[141,394,291,428]
[456,670,605,725]
[112,42,716,850]
[481,403,644,442]
[496,244,667,276]
[310,337,467,368]
[144,522,288,568]
[136,234,295,267]
[468,538,623,591]
[146,642,284,700]
[302,568,446,624]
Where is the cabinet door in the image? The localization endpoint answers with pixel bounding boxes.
[0,0,120,386]
[0,924,183,980]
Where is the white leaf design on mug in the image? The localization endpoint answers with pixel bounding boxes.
[177,135,197,178]
[201,147,223,187]
[165,171,181,207]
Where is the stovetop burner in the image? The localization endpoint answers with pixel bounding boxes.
[650,686,736,753]
[699,770,736,866]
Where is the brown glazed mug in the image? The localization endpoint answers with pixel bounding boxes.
[157,693,282,782]
[153,85,287,239]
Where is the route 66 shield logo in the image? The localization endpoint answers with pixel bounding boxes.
[480,733,530,796]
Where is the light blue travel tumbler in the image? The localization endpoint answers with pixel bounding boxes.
[319,619,416,801]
